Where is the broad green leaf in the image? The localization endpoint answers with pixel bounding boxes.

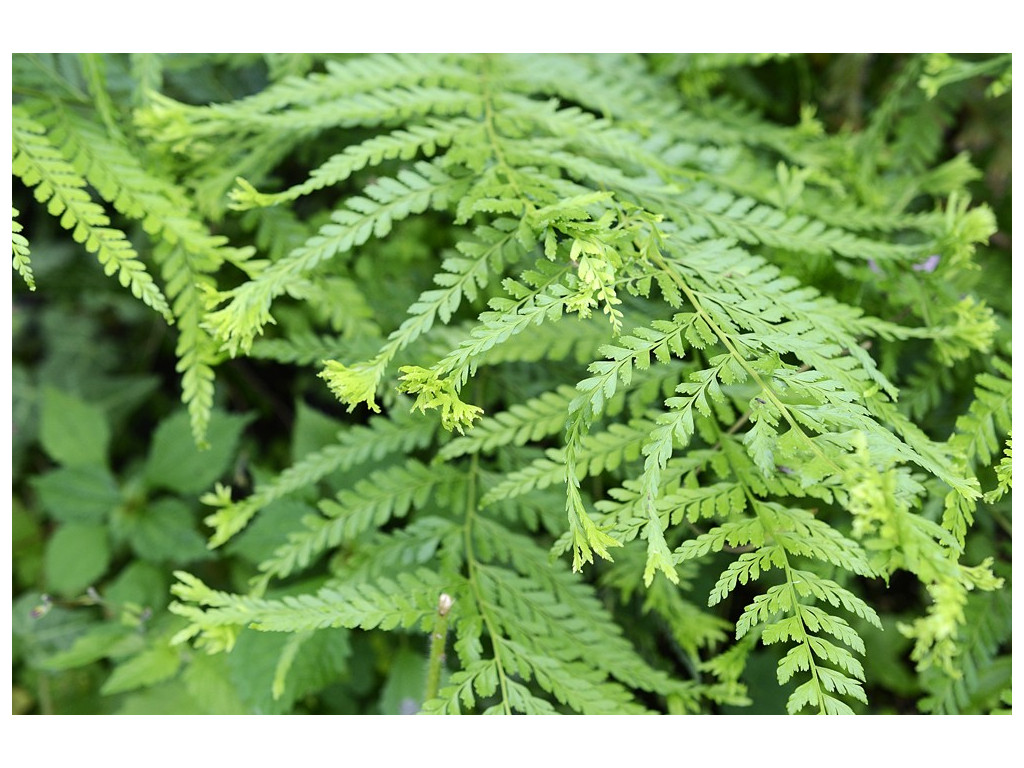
[116,680,208,715]
[43,523,111,597]
[143,410,251,494]
[225,498,314,566]
[226,626,351,714]
[181,653,250,714]
[105,561,172,613]
[121,497,213,564]
[31,464,120,524]
[39,386,110,468]
[42,623,140,671]
[101,642,182,695]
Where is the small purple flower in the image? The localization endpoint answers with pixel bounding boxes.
[913,254,941,273]
[867,259,882,275]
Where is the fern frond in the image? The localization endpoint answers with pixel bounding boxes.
[201,407,437,548]
[128,52,163,106]
[12,207,35,290]
[984,433,1012,504]
[138,54,478,145]
[677,495,880,714]
[249,332,381,367]
[255,461,463,586]
[206,160,465,356]
[918,587,1012,714]
[170,568,444,648]
[328,217,527,409]
[440,385,576,460]
[230,117,479,210]
[480,417,657,508]
[158,239,220,447]
[949,357,1012,469]
[12,104,173,322]
[847,434,1003,677]
[426,260,573,393]
[141,53,1010,715]
[17,98,258,444]
[431,514,702,714]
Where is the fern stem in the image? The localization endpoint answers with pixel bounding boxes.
[478,55,535,216]
[424,593,454,704]
[741,486,829,715]
[777,551,828,714]
[462,453,513,714]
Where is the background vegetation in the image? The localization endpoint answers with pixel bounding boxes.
[11,52,1011,715]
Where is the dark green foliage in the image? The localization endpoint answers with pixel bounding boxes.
[12,52,1011,715]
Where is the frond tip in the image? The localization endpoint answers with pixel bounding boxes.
[398,365,483,434]
[319,358,384,413]
[12,207,35,290]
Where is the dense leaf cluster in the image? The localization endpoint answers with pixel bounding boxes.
[12,52,1011,715]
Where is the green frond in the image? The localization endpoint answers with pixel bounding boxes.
[230,117,479,210]
[847,434,1003,677]
[949,357,1012,469]
[13,98,257,445]
[137,54,479,146]
[480,417,656,508]
[918,587,1012,713]
[129,53,163,106]
[12,207,35,290]
[12,104,174,323]
[250,332,381,367]
[919,53,1012,99]
[169,568,444,647]
[985,433,1012,504]
[206,161,465,357]
[332,217,527,409]
[672,183,929,263]
[77,53,121,139]
[256,460,463,586]
[440,385,576,460]
[202,407,437,548]
[422,260,574,393]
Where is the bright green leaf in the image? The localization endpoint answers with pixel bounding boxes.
[43,522,111,597]
[101,642,182,695]
[31,464,120,524]
[39,386,110,468]
[144,410,251,494]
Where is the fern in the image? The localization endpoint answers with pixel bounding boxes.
[16,52,1010,715]
[205,160,465,357]
[13,57,258,446]
[12,103,173,323]
[201,404,437,548]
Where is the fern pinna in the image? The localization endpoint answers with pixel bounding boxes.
[14,53,1010,714]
